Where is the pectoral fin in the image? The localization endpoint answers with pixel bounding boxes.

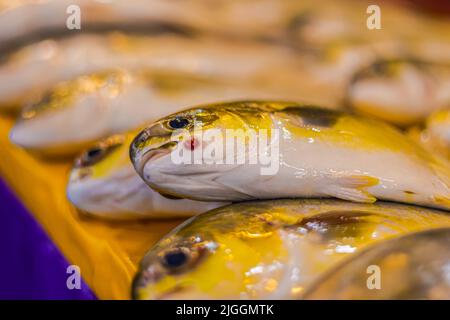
[323,175,379,203]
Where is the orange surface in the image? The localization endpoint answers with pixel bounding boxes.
[0,115,183,299]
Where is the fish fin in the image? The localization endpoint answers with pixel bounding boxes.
[325,187,377,203]
[324,175,379,203]
[335,175,379,188]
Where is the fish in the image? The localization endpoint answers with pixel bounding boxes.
[9,69,308,157]
[303,227,450,299]
[286,6,365,49]
[132,199,450,299]
[408,109,450,159]
[130,100,450,211]
[0,0,193,52]
[0,32,189,111]
[0,31,311,112]
[297,40,403,107]
[67,131,226,219]
[0,0,305,52]
[347,59,450,126]
[2,0,441,55]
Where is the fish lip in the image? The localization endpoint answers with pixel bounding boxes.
[130,128,154,170]
[134,141,178,176]
[68,167,92,184]
[132,264,190,300]
[133,268,192,300]
[66,172,94,210]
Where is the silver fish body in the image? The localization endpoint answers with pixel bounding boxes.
[131,101,450,211]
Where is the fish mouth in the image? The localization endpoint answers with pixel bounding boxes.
[133,141,178,175]
[132,264,192,300]
[68,167,92,183]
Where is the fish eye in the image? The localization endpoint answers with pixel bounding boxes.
[160,246,202,273]
[86,147,103,159]
[76,140,122,168]
[78,146,105,167]
[168,117,190,129]
[163,249,188,268]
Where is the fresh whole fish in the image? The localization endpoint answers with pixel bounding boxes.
[0,0,307,52]
[0,32,311,111]
[132,199,450,299]
[10,70,307,157]
[130,100,450,211]
[347,59,450,126]
[1,0,442,54]
[67,131,226,219]
[303,228,450,299]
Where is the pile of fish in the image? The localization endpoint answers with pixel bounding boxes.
[2,0,450,299]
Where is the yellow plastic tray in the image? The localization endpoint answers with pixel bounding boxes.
[0,115,183,299]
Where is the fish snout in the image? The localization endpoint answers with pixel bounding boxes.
[132,262,167,299]
[130,127,178,175]
[68,167,92,184]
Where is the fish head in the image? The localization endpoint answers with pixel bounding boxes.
[348,59,439,126]
[67,133,131,215]
[132,233,225,299]
[130,101,282,201]
[10,70,131,157]
[132,205,287,299]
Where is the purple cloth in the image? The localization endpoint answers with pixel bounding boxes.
[0,178,96,299]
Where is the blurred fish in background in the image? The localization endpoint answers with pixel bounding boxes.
[347,59,450,126]
[0,0,448,158]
